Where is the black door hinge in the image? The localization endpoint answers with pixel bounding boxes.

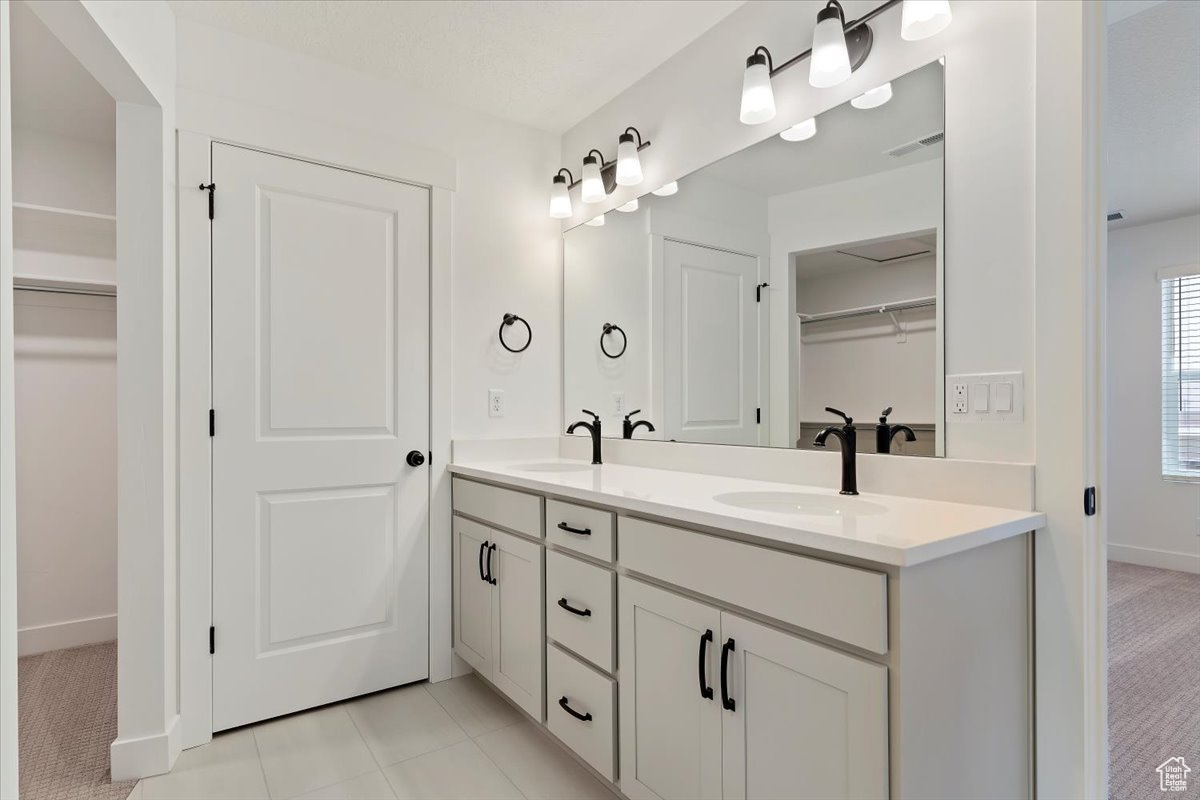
[756,282,770,303]
[199,183,216,220]
[209,409,215,437]
[1083,486,1097,516]
[756,407,761,424]
[209,626,215,655]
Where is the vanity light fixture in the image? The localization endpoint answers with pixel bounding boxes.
[780,117,818,141]
[549,168,573,219]
[739,47,777,125]
[901,0,953,41]
[581,149,606,204]
[616,127,645,186]
[810,0,852,88]
[652,181,679,197]
[617,198,639,213]
[851,81,893,109]
[585,214,606,226]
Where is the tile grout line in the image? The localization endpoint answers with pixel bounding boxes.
[248,725,277,800]
[423,679,530,800]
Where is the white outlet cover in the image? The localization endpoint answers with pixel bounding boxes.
[946,373,1024,423]
[488,389,504,418]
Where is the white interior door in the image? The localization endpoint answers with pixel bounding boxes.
[663,240,759,444]
[211,143,430,731]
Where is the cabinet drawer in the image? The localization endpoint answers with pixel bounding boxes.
[619,517,888,654]
[452,477,542,538]
[546,643,616,782]
[546,550,615,672]
[545,499,614,562]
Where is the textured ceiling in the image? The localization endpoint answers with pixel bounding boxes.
[1107,0,1200,227]
[168,0,745,133]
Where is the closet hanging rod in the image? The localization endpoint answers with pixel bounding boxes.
[14,283,117,298]
[797,295,935,324]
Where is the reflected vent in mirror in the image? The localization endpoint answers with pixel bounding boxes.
[886,130,944,158]
[836,236,934,264]
[1107,210,1125,223]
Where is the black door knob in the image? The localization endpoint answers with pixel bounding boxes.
[406,450,426,467]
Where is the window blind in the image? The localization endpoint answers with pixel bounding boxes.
[1162,271,1200,480]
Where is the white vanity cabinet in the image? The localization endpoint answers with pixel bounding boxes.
[451,480,545,720]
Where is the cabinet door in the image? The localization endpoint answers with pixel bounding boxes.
[619,577,722,800]
[720,613,888,800]
[489,528,545,720]
[453,517,493,678]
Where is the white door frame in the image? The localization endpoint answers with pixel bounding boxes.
[177,129,454,750]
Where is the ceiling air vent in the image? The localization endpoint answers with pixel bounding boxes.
[886,130,945,158]
[1107,210,1125,222]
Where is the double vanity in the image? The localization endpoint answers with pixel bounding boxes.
[449,453,1044,800]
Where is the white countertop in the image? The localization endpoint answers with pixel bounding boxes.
[448,459,1046,567]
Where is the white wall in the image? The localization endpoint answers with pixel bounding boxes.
[14,291,117,654]
[174,21,563,442]
[563,0,1032,462]
[1107,214,1200,572]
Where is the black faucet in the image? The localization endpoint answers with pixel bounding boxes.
[875,407,917,454]
[813,407,858,495]
[567,409,603,465]
[623,410,656,439]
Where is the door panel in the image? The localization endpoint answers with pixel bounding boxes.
[720,613,888,800]
[490,529,544,720]
[212,144,430,730]
[663,240,760,444]
[619,577,722,800]
[453,517,493,676]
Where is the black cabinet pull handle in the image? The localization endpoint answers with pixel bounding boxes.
[557,598,592,617]
[486,543,497,585]
[556,521,592,536]
[720,637,736,711]
[558,696,593,722]
[478,541,488,582]
[698,629,714,700]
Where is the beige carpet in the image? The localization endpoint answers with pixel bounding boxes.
[1109,561,1200,800]
[18,641,136,800]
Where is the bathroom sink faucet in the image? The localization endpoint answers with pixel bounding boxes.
[813,407,858,495]
[875,407,916,454]
[623,410,656,439]
[567,410,603,465]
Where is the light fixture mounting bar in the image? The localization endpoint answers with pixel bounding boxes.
[566,140,652,191]
[766,0,902,78]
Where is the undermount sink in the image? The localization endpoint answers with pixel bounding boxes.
[515,462,594,473]
[714,491,888,517]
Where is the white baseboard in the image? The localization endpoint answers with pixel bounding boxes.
[18,614,117,656]
[1109,543,1200,574]
[111,713,182,782]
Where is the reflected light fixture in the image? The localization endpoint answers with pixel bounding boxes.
[581,149,606,203]
[740,47,776,125]
[901,0,953,41]
[549,168,573,219]
[652,181,679,197]
[616,127,645,186]
[780,117,817,142]
[810,0,851,88]
[851,82,893,109]
[585,214,606,227]
[617,199,639,213]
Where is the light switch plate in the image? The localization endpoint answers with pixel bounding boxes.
[946,372,1024,422]
[488,389,504,418]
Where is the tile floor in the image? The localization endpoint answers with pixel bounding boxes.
[132,675,620,800]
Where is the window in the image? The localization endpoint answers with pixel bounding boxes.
[1162,267,1200,480]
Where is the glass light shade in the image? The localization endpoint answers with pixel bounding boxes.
[585,214,606,227]
[652,181,679,197]
[548,177,572,219]
[851,82,893,109]
[617,198,639,213]
[780,117,817,142]
[616,136,643,186]
[581,156,605,203]
[739,55,776,125]
[809,5,851,88]
[901,0,952,41]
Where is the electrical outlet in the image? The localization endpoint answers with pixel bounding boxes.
[488,389,504,418]
[612,392,626,418]
[952,383,968,414]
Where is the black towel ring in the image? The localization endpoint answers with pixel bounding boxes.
[499,313,532,353]
[600,323,627,359]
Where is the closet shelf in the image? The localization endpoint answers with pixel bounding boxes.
[13,274,117,298]
[12,201,117,222]
[12,202,117,260]
[797,295,936,325]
